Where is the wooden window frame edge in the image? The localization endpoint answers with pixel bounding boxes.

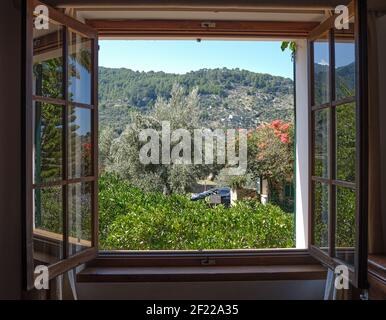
[76,264,327,283]
[78,250,328,283]
[77,10,313,269]
[307,0,368,289]
[89,249,317,268]
[87,19,320,39]
[367,255,386,299]
[24,0,99,290]
[368,255,386,283]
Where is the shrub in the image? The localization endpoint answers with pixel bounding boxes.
[99,173,295,250]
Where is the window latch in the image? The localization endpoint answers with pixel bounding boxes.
[201,21,216,29]
[201,258,216,266]
[360,290,369,300]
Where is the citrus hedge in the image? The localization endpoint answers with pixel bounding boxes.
[99,173,295,250]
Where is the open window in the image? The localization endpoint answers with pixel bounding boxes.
[22,0,370,291]
[24,0,98,289]
[308,0,368,288]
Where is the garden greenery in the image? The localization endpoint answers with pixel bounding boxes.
[99,173,295,250]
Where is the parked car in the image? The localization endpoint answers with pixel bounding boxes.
[191,187,231,207]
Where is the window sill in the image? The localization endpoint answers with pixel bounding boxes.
[368,254,386,282]
[77,264,327,283]
[368,255,386,300]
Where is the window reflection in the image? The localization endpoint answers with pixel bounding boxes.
[68,106,92,179]
[33,20,63,99]
[314,109,330,178]
[336,103,356,182]
[313,182,329,251]
[68,182,92,255]
[33,186,63,265]
[68,30,92,105]
[313,33,330,105]
[335,31,355,100]
[336,187,356,266]
[33,102,63,184]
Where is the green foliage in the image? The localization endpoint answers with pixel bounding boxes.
[247,120,294,182]
[314,62,355,105]
[36,187,63,234]
[104,84,210,194]
[313,65,356,250]
[99,67,294,133]
[281,41,297,61]
[228,176,247,190]
[99,173,295,250]
[336,187,356,248]
[99,67,293,106]
[336,103,356,182]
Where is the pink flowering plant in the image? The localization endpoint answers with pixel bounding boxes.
[247,120,294,185]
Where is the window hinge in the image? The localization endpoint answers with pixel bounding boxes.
[201,258,216,266]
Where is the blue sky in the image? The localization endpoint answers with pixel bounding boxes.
[99,40,294,79]
[314,41,355,68]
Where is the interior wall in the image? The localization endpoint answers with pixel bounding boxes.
[77,280,325,300]
[0,0,23,300]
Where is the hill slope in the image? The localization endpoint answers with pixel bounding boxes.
[99,67,295,133]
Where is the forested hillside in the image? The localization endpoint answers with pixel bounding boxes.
[99,67,295,133]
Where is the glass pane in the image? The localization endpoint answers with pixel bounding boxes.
[336,187,356,266]
[33,102,63,184]
[68,182,92,255]
[33,20,63,99]
[68,106,92,179]
[68,30,92,105]
[336,103,356,182]
[314,108,330,178]
[313,182,329,251]
[335,30,355,100]
[313,32,330,105]
[33,186,63,265]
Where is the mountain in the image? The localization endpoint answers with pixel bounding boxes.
[99,67,294,133]
[314,62,355,104]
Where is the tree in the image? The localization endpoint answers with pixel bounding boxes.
[99,126,115,171]
[106,84,212,194]
[246,120,294,203]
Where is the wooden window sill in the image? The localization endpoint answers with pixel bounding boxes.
[368,254,386,281]
[77,264,327,283]
[368,255,386,299]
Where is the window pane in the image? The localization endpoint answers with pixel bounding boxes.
[335,31,355,100]
[68,182,92,255]
[336,103,356,182]
[68,106,92,179]
[313,33,330,105]
[335,187,356,266]
[33,20,63,99]
[314,108,330,178]
[313,182,329,251]
[33,102,63,184]
[68,30,92,105]
[33,186,63,265]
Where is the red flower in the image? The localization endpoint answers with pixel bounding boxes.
[271,120,282,129]
[280,133,290,143]
[83,143,92,151]
[280,123,290,131]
